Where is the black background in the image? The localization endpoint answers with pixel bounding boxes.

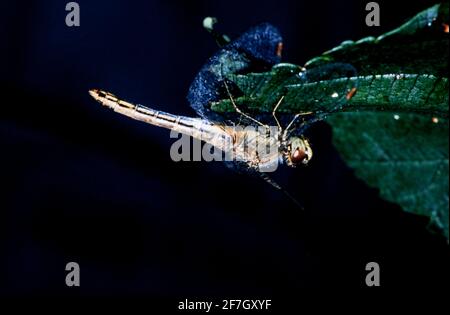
[0,0,448,300]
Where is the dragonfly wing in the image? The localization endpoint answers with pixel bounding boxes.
[284,62,358,136]
[223,159,281,188]
[206,62,358,130]
[187,23,283,122]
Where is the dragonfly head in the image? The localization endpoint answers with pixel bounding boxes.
[284,136,313,167]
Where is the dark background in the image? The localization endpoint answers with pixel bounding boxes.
[0,0,448,301]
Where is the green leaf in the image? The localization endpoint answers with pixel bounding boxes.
[211,3,449,239]
[328,112,448,239]
[305,3,449,77]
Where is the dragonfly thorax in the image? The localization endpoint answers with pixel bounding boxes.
[227,126,313,171]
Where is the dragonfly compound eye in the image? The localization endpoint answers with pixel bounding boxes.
[291,148,307,164]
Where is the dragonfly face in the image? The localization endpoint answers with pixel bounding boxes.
[283,136,313,167]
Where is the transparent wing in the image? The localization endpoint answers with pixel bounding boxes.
[282,62,358,136]
[216,62,358,132]
[289,63,358,115]
[187,23,283,122]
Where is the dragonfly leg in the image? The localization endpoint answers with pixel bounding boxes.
[282,111,313,138]
[223,79,268,128]
[272,95,284,129]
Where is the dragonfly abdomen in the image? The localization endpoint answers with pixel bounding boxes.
[89,89,233,150]
[90,90,282,171]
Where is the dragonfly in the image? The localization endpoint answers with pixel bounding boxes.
[89,22,357,204]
